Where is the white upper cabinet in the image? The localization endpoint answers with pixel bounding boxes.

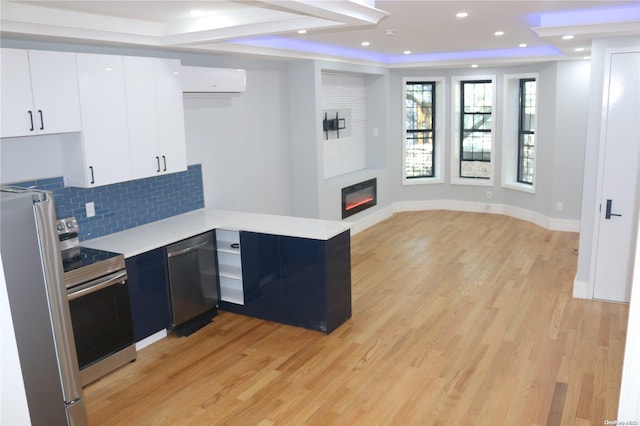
[0,48,81,138]
[154,59,187,175]
[71,53,132,187]
[126,57,187,179]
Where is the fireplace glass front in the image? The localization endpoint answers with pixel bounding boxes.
[342,178,377,219]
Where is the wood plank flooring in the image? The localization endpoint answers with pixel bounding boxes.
[84,211,629,425]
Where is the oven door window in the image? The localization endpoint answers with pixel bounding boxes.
[69,280,134,369]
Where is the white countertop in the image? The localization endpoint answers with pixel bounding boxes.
[81,209,352,258]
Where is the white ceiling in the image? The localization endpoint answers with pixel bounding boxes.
[1,0,639,67]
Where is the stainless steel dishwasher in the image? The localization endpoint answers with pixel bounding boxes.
[166,231,219,336]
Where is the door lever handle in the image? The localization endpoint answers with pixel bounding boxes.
[605,199,622,219]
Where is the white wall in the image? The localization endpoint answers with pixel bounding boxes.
[181,56,292,215]
[0,133,68,184]
[387,62,587,228]
[550,61,590,220]
[2,37,588,230]
[288,60,322,218]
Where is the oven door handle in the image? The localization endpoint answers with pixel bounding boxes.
[67,271,127,301]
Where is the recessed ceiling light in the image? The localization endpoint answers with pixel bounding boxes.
[519,43,527,48]
[456,12,468,18]
[562,35,574,40]
[575,47,585,52]
[297,29,307,34]
[471,64,479,68]
[385,29,397,36]
[361,41,370,47]
[494,31,504,36]
[403,50,412,55]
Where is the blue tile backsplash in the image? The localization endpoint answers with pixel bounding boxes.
[13,165,204,241]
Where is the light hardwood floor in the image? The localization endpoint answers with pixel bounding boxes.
[84,211,629,425]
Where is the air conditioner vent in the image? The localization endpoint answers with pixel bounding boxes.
[180,66,246,94]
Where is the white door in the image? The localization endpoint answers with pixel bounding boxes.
[593,49,640,303]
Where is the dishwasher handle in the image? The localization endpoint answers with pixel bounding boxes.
[167,240,210,258]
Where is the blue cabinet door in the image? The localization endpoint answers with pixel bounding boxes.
[239,231,283,321]
[280,236,327,331]
[125,248,172,341]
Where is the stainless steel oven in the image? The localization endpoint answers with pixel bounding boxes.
[59,217,136,386]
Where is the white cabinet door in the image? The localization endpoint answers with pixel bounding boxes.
[125,56,161,179]
[155,59,187,175]
[75,53,132,186]
[0,49,34,138]
[126,57,187,179]
[28,50,82,135]
[0,48,81,138]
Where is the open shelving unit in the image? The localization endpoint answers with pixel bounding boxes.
[215,229,244,305]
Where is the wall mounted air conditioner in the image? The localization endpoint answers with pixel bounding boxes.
[180,66,246,95]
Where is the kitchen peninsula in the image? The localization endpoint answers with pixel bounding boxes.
[82,209,352,339]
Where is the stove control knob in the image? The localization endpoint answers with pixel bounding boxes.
[66,221,76,229]
[57,223,65,231]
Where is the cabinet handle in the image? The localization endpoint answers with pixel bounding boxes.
[156,156,161,173]
[89,166,95,184]
[38,110,44,130]
[28,111,34,131]
[162,155,167,172]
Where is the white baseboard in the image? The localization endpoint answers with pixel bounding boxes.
[349,206,393,235]
[572,280,590,299]
[135,329,167,351]
[394,200,579,232]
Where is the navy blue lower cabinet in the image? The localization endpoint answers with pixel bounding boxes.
[280,235,327,330]
[322,230,352,333]
[221,230,351,333]
[125,248,172,342]
[238,231,283,322]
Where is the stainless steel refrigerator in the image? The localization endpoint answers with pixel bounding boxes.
[0,187,87,425]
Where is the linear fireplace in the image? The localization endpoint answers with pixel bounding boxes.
[342,178,377,219]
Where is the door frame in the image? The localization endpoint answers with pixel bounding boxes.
[588,46,640,300]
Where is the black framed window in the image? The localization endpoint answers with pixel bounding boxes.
[518,78,536,184]
[460,80,492,178]
[405,81,435,179]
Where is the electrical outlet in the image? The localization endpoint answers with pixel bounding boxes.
[86,201,95,218]
[556,202,563,212]
[486,191,492,200]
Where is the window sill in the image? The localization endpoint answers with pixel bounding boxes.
[503,181,535,194]
[450,177,494,187]
[403,177,444,186]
